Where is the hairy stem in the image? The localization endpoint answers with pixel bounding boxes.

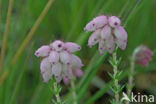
[53,82,61,103]
[71,79,77,104]
[0,0,14,74]
[112,52,119,104]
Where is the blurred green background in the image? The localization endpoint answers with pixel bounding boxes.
[0,0,156,104]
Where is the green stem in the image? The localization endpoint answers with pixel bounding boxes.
[70,79,77,104]
[112,52,119,104]
[126,56,135,104]
[53,82,61,104]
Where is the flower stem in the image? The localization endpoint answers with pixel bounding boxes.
[70,79,77,104]
[126,56,135,104]
[53,82,61,104]
[112,52,119,104]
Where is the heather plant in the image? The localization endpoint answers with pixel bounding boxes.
[126,45,153,104]
[35,40,83,103]
[84,15,128,104]
[0,0,155,104]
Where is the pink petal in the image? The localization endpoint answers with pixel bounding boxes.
[108,16,121,28]
[101,25,111,41]
[101,26,115,54]
[84,20,96,32]
[73,68,83,78]
[62,75,70,85]
[105,35,115,54]
[55,75,62,83]
[134,45,153,67]
[52,62,62,77]
[60,51,71,65]
[49,51,59,65]
[88,29,101,47]
[35,45,50,57]
[145,54,152,61]
[40,57,51,74]
[40,57,52,82]
[114,26,128,50]
[64,42,81,53]
[98,40,107,55]
[66,69,73,80]
[137,59,148,67]
[93,15,107,29]
[42,72,52,83]
[145,49,153,56]
[71,54,83,68]
[62,64,73,79]
[84,15,107,32]
[50,40,64,52]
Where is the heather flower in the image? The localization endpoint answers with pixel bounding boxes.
[35,45,50,57]
[84,15,128,54]
[133,45,153,67]
[35,40,83,84]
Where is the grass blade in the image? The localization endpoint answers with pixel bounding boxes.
[0,0,14,74]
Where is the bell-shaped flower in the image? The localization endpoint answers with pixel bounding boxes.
[60,51,71,65]
[72,68,83,78]
[35,40,84,84]
[84,15,128,54]
[50,40,64,52]
[108,16,121,28]
[84,15,107,32]
[114,26,127,50]
[71,54,83,68]
[64,42,81,53]
[35,45,50,57]
[133,45,153,67]
[49,51,59,65]
[88,29,101,47]
[40,57,52,82]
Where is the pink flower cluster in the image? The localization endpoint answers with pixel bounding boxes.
[35,40,83,84]
[84,15,128,54]
[133,45,153,67]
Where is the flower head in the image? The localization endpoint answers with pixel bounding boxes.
[35,40,83,84]
[84,15,128,54]
[133,45,153,67]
